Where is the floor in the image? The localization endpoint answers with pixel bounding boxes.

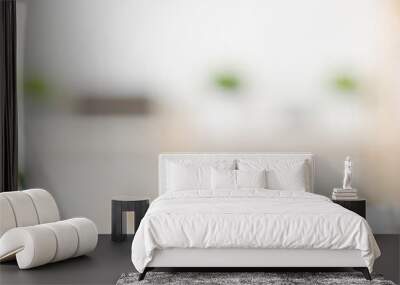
[0,235,399,285]
[0,235,133,285]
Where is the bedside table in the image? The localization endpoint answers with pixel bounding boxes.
[111,196,150,242]
[332,199,366,218]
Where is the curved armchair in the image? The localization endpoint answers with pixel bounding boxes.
[0,189,97,269]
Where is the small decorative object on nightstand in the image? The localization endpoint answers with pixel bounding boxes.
[342,156,353,190]
[332,156,366,218]
[332,198,366,219]
[332,187,358,200]
[332,156,359,200]
[111,196,150,242]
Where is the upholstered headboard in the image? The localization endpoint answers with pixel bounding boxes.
[158,153,314,195]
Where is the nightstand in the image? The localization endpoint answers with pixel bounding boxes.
[111,196,150,242]
[332,198,366,218]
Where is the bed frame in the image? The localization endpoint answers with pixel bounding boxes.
[139,153,371,280]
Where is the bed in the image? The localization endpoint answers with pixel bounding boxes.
[131,153,380,280]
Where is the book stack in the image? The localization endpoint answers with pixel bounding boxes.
[332,188,358,200]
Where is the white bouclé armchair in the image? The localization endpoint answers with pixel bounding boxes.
[0,189,98,269]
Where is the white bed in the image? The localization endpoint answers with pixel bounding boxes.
[131,153,380,280]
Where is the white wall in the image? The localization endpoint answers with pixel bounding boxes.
[20,0,400,233]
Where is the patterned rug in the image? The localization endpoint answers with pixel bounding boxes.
[116,272,396,285]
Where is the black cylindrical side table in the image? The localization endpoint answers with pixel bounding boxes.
[111,196,149,242]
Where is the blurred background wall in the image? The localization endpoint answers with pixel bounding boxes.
[17,0,400,233]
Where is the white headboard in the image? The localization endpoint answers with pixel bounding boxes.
[158,153,314,195]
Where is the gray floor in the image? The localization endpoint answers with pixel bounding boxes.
[0,235,399,285]
[0,235,133,285]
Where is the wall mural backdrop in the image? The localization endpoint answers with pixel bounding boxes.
[18,0,400,233]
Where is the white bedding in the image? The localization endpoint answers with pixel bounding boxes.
[131,189,380,273]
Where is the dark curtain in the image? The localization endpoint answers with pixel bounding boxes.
[0,0,18,192]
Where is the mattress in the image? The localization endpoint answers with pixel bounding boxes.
[131,189,380,273]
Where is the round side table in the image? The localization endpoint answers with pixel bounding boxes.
[111,196,150,242]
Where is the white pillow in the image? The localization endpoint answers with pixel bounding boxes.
[237,169,267,188]
[167,163,211,191]
[268,164,306,191]
[237,159,307,191]
[211,168,236,190]
[166,159,236,192]
[211,169,267,190]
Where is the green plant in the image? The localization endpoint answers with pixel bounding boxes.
[333,74,358,93]
[24,77,52,101]
[213,71,241,92]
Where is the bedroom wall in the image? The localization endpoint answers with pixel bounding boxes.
[19,0,400,233]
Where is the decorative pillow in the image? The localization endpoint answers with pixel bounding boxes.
[211,168,236,190]
[237,159,307,191]
[211,169,267,189]
[236,169,267,189]
[166,159,235,191]
[267,164,306,191]
[167,163,211,191]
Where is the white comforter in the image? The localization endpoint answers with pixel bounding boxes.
[131,189,380,272]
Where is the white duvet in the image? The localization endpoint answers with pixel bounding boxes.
[131,189,380,273]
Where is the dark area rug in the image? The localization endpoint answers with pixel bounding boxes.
[116,272,396,285]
